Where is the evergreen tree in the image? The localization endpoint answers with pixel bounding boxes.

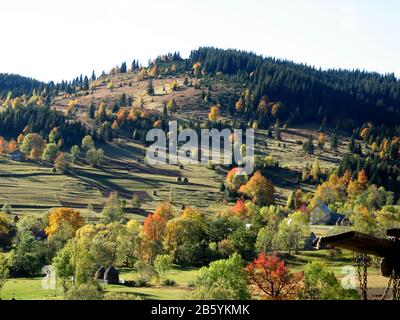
[120,62,127,73]
[83,76,89,91]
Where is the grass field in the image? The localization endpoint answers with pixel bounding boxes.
[0,251,389,300]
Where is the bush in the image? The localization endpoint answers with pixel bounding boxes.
[162,279,176,286]
[65,283,103,300]
[103,292,141,300]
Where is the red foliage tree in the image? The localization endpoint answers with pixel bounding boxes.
[246,252,303,300]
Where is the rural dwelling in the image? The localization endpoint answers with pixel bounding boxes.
[309,201,349,226]
[9,149,23,161]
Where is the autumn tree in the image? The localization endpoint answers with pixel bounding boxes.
[317,133,326,149]
[0,137,5,155]
[246,252,303,300]
[17,133,24,144]
[21,133,45,157]
[45,208,85,238]
[231,199,248,219]
[208,105,219,122]
[167,98,177,112]
[225,167,248,192]
[54,152,72,173]
[240,171,276,206]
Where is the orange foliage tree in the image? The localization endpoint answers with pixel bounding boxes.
[246,252,303,300]
[357,169,368,187]
[240,171,275,206]
[8,139,17,153]
[231,199,248,219]
[143,213,166,241]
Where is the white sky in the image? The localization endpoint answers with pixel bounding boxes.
[0,0,399,82]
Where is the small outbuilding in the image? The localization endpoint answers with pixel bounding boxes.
[94,266,106,281]
[104,266,120,285]
[304,232,318,250]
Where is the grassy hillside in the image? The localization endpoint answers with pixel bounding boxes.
[0,68,354,217]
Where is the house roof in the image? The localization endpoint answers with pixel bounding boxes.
[310,200,333,215]
[310,201,347,225]
[9,149,22,155]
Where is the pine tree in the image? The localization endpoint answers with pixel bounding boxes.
[330,134,338,150]
[120,62,127,73]
[88,102,95,119]
[83,76,89,91]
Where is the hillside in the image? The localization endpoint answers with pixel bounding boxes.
[1,49,381,217]
[1,48,398,301]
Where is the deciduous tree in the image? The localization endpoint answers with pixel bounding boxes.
[246,252,302,300]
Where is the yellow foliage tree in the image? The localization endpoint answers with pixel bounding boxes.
[154,202,174,220]
[45,207,85,238]
[17,133,25,144]
[235,99,243,112]
[208,105,219,122]
[149,64,159,77]
[360,127,370,140]
[29,146,42,160]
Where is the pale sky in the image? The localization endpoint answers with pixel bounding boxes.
[0,0,399,82]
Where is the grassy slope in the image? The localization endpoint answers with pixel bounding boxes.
[0,70,366,300]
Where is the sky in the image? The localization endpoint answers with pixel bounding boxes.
[0,0,399,82]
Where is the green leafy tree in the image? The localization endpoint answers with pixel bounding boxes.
[86,148,104,167]
[8,231,43,276]
[191,253,250,300]
[101,192,124,224]
[70,145,80,161]
[275,212,309,255]
[0,254,9,294]
[81,135,95,151]
[301,261,359,300]
[42,143,60,163]
[154,254,173,282]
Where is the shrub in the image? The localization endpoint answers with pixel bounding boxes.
[65,283,103,300]
[162,279,176,286]
[103,292,141,300]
